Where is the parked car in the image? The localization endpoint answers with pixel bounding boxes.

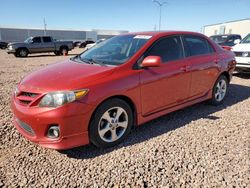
[210,34,241,47]
[11,31,235,150]
[232,33,250,72]
[73,41,82,47]
[85,38,106,49]
[7,36,74,57]
[79,40,95,48]
[0,41,8,49]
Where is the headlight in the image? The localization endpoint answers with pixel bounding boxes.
[14,87,19,96]
[39,90,88,107]
[8,45,13,50]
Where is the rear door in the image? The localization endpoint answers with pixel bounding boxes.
[41,37,54,52]
[139,35,191,116]
[182,35,219,99]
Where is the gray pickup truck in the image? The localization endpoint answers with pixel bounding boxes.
[7,36,74,57]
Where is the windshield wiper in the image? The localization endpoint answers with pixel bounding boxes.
[82,58,107,66]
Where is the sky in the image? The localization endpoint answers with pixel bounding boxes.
[0,0,249,32]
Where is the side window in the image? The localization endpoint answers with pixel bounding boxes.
[184,36,214,57]
[32,37,41,43]
[43,37,52,43]
[146,36,183,63]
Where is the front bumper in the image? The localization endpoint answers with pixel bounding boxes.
[7,49,16,54]
[11,95,95,150]
[235,57,250,72]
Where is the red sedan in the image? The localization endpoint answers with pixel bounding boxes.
[11,31,236,150]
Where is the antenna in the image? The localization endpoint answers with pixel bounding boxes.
[43,18,47,36]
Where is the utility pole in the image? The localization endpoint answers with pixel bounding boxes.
[43,18,47,36]
[152,0,167,30]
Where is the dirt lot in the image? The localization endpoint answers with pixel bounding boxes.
[0,48,249,187]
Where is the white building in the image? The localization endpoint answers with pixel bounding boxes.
[203,18,250,38]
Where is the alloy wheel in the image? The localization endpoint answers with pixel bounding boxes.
[98,107,128,143]
[215,79,227,102]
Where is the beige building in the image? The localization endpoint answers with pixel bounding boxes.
[203,18,250,38]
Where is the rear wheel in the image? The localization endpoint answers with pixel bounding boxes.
[60,47,68,56]
[54,51,61,56]
[89,99,133,148]
[210,75,228,105]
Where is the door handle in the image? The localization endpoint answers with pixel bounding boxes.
[180,66,186,72]
[180,65,191,72]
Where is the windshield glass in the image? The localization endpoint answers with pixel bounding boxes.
[79,35,151,65]
[24,37,33,43]
[241,34,250,44]
[210,35,229,43]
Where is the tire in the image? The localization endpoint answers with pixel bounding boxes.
[209,75,229,105]
[89,98,133,148]
[17,48,28,57]
[60,47,68,55]
[54,51,61,56]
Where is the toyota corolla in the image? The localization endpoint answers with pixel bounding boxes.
[11,31,236,150]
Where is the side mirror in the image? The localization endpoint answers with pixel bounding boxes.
[234,39,241,45]
[141,56,162,68]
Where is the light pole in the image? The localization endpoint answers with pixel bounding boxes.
[152,0,167,30]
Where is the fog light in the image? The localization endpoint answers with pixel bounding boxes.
[47,125,60,139]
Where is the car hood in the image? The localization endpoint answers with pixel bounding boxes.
[232,43,250,52]
[8,42,26,46]
[19,59,115,92]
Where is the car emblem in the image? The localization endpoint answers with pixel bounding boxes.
[242,52,249,57]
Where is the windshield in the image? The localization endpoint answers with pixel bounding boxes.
[240,34,250,44]
[79,35,151,66]
[24,37,33,43]
[210,35,229,43]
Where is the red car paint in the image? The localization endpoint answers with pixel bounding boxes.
[11,31,235,149]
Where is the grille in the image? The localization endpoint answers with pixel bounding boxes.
[234,51,250,57]
[20,92,38,98]
[16,91,40,106]
[17,119,35,136]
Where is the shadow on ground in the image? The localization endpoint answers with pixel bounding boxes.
[60,83,250,159]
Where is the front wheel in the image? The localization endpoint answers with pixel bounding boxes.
[89,99,133,148]
[210,75,228,105]
[17,48,28,57]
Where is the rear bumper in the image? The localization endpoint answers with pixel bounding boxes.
[11,95,95,150]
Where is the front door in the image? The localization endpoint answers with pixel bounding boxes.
[29,37,42,53]
[139,36,191,116]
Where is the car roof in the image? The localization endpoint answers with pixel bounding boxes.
[210,34,241,37]
[123,31,206,37]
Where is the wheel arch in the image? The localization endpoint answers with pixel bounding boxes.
[220,71,230,83]
[88,95,138,130]
[59,45,69,51]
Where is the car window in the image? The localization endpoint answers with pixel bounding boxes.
[32,37,41,43]
[184,35,214,57]
[145,36,184,63]
[43,37,52,43]
[240,34,250,44]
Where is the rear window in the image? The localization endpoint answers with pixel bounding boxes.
[183,36,214,57]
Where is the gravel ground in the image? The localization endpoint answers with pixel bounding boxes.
[0,49,249,187]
